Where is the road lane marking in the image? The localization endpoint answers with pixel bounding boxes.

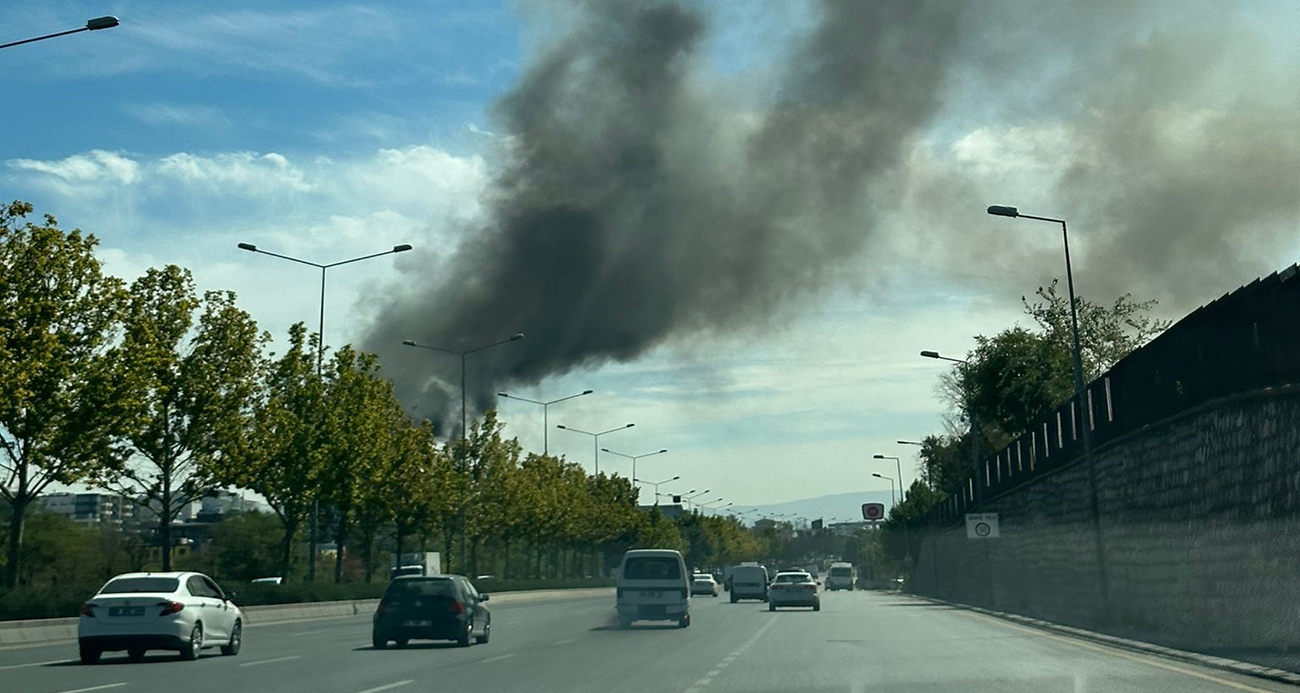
[481,653,516,663]
[963,611,1281,693]
[680,612,779,693]
[53,684,127,693]
[238,654,302,667]
[554,637,577,645]
[353,681,412,693]
[708,669,721,676]
[0,658,72,670]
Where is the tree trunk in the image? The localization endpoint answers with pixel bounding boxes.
[160,464,173,572]
[334,516,349,583]
[5,497,29,588]
[394,524,406,575]
[278,517,299,582]
[503,538,511,580]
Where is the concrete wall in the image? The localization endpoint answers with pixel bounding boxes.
[911,387,1300,652]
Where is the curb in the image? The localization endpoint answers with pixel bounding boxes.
[0,587,614,647]
[909,594,1300,687]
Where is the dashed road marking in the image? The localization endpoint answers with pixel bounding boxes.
[353,681,413,693]
[52,684,126,693]
[679,612,779,693]
[481,653,516,663]
[555,637,578,645]
[239,654,302,667]
[0,658,71,670]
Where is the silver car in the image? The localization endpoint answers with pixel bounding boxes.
[767,571,820,611]
[77,571,243,663]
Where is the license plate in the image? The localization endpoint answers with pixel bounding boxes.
[642,590,661,598]
[402,620,432,627]
[110,606,145,617]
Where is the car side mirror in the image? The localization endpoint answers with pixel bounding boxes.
[226,591,238,601]
[479,594,489,602]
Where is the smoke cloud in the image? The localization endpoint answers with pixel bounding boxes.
[363,0,1300,430]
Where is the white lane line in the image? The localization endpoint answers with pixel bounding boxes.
[52,684,127,693]
[693,678,713,686]
[353,681,413,693]
[480,653,516,664]
[0,657,71,670]
[708,669,721,676]
[238,654,302,667]
[554,637,577,645]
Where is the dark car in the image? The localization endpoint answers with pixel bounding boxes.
[372,575,490,648]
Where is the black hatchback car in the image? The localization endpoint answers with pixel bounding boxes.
[372,575,490,648]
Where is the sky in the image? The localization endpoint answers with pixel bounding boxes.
[4,0,1298,508]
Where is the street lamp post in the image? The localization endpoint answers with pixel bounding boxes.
[554,423,634,475]
[988,204,1110,620]
[1,16,119,50]
[601,448,667,486]
[872,473,896,505]
[701,501,732,516]
[683,489,711,512]
[636,475,680,501]
[403,333,525,575]
[920,351,980,497]
[497,390,593,455]
[238,241,412,582]
[873,455,905,503]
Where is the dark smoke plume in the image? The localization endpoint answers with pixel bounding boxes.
[363,0,964,429]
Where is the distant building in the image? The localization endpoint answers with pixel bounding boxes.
[35,492,135,527]
[827,521,870,536]
[197,490,267,520]
[638,503,684,520]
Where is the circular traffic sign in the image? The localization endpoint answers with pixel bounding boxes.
[975,522,991,537]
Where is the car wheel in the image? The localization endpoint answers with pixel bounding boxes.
[769,603,776,612]
[372,632,387,649]
[394,638,409,648]
[476,619,491,644]
[618,616,633,628]
[813,603,821,612]
[678,613,691,628]
[221,621,242,656]
[457,620,473,647]
[179,623,202,661]
[128,647,146,662]
[79,643,102,665]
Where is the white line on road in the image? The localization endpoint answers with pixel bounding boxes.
[353,680,413,693]
[0,657,72,670]
[554,637,577,645]
[238,654,302,667]
[480,653,516,664]
[52,684,126,693]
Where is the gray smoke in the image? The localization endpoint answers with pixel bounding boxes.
[363,0,966,429]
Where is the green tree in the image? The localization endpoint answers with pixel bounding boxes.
[0,202,135,587]
[102,266,265,570]
[181,511,282,582]
[220,323,325,581]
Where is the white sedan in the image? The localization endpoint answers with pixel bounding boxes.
[767,571,820,611]
[77,571,243,663]
[690,573,719,596]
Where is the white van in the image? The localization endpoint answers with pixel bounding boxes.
[728,563,769,603]
[825,562,855,591]
[617,549,691,628]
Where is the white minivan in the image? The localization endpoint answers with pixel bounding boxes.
[616,549,691,628]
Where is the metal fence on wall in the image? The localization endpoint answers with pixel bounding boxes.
[928,263,1300,526]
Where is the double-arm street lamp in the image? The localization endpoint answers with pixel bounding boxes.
[637,475,680,501]
[555,423,634,475]
[683,489,711,511]
[403,334,525,441]
[602,448,667,485]
[238,241,412,582]
[2,16,119,50]
[920,350,981,493]
[497,390,593,454]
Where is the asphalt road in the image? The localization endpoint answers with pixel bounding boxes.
[2,589,1296,693]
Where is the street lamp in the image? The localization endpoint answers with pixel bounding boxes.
[920,350,980,490]
[403,334,524,441]
[1,16,119,50]
[872,473,896,504]
[701,501,732,515]
[988,204,1109,618]
[898,440,923,446]
[635,475,680,500]
[683,489,711,511]
[555,423,634,475]
[238,241,411,583]
[602,448,667,485]
[986,205,1091,453]
[497,389,593,454]
[239,242,413,375]
[873,455,905,502]
[404,333,524,576]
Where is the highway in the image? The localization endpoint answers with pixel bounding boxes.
[2,589,1296,693]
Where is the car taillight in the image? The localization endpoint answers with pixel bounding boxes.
[157,601,184,616]
[448,601,465,615]
[80,603,98,617]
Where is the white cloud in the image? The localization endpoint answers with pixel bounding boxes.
[122,103,232,129]
[155,152,314,194]
[9,150,139,186]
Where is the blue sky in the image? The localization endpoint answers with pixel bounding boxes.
[6,1,1295,509]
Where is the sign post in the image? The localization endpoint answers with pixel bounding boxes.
[965,513,1000,539]
[862,503,885,521]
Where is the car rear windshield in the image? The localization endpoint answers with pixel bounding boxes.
[99,577,179,594]
[830,567,852,576]
[775,573,812,583]
[385,579,458,598]
[623,557,681,580]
